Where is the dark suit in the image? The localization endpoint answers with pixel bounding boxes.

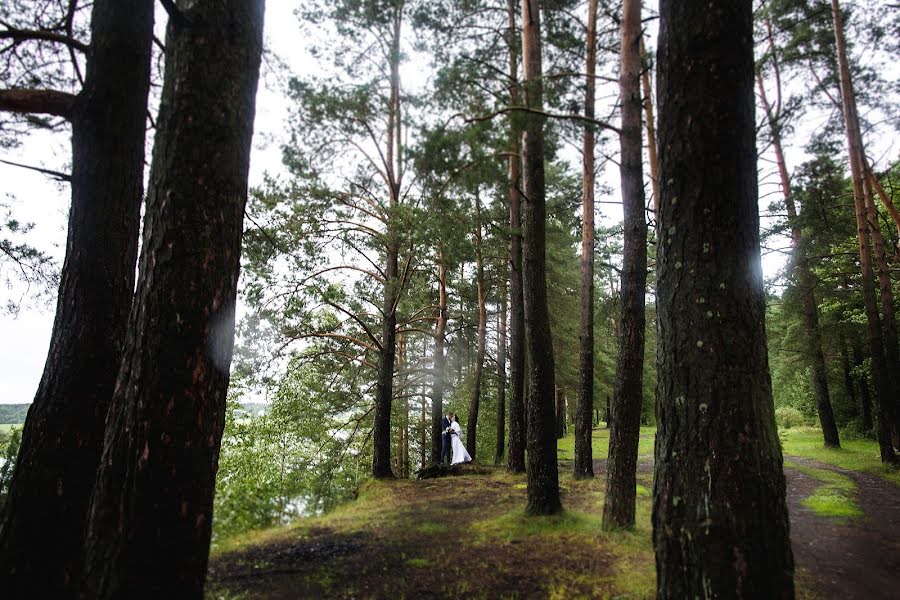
[441,415,452,464]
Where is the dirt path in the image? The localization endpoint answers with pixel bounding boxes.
[783,457,900,600]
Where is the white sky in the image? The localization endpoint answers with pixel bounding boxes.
[0,2,895,404]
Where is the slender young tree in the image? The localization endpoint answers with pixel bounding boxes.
[756,12,839,447]
[603,0,648,529]
[80,1,264,596]
[573,0,598,480]
[506,0,526,474]
[640,37,660,226]
[521,0,561,515]
[0,1,153,595]
[496,258,508,465]
[653,0,795,596]
[431,251,449,463]
[830,0,897,463]
[467,190,488,457]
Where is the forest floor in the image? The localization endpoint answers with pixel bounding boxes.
[206,427,900,599]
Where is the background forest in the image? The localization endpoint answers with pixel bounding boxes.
[0,0,898,598]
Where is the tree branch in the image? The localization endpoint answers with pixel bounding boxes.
[0,26,88,53]
[0,88,76,119]
[454,106,621,134]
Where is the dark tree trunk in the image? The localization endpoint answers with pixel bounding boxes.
[0,1,153,596]
[80,1,264,596]
[522,0,561,516]
[603,0,648,530]
[574,0,597,480]
[640,37,661,226]
[653,1,795,597]
[506,0,526,474]
[831,0,897,463]
[838,336,856,409]
[467,192,487,458]
[496,263,508,465]
[431,252,448,464]
[852,338,874,432]
[555,386,566,439]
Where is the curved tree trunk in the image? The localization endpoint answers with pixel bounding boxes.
[80,1,264,596]
[603,0,648,530]
[0,2,153,596]
[653,1,795,596]
[831,0,897,463]
[521,0,561,516]
[506,0,526,474]
[573,0,597,480]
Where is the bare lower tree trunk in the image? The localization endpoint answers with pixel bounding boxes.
[653,1,795,596]
[831,0,897,463]
[431,251,448,464]
[506,0,526,474]
[80,1,264,596]
[604,0,647,530]
[467,191,487,458]
[574,0,597,480]
[496,269,508,465]
[522,0,561,516]
[0,2,153,596]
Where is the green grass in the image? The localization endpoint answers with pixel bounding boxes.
[556,425,656,462]
[780,427,900,487]
[785,460,863,520]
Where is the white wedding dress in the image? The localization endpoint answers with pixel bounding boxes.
[450,421,472,464]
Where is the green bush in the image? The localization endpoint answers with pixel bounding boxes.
[775,406,806,430]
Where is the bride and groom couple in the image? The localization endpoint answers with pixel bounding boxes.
[440,411,472,465]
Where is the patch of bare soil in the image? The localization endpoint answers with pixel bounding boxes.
[784,456,900,600]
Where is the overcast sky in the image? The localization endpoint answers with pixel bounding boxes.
[1,2,894,405]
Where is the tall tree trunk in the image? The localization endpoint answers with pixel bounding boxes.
[574,0,598,480]
[496,264,508,465]
[639,36,660,225]
[521,0,561,516]
[852,337,874,432]
[431,251,448,464]
[0,2,153,596]
[80,1,264,596]
[653,1,795,597]
[420,392,427,470]
[604,0,648,530]
[831,0,897,463]
[373,7,405,478]
[467,191,487,458]
[506,0,526,474]
[755,38,839,447]
[838,336,856,409]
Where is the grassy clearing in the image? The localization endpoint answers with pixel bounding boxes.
[780,427,900,487]
[556,425,656,462]
[785,460,863,520]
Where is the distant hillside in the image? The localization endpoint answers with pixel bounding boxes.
[0,404,29,424]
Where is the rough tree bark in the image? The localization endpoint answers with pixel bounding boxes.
[80,0,264,597]
[467,191,488,458]
[755,24,840,447]
[831,0,897,463]
[653,0,795,597]
[0,1,153,596]
[431,251,448,464]
[521,0,561,515]
[603,0,648,530]
[573,0,597,480]
[506,0,526,474]
[373,6,405,478]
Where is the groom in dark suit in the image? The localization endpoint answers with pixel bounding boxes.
[441,412,452,465]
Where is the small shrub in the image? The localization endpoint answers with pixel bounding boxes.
[775,406,806,430]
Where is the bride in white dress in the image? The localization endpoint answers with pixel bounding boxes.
[450,415,472,464]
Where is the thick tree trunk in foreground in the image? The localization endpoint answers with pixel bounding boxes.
[831,0,897,463]
[755,52,840,448]
[496,266,508,465]
[0,2,153,596]
[604,0,648,530]
[521,0,561,516]
[431,252,448,464]
[653,1,795,597]
[80,1,264,597]
[506,0,526,474]
[467,193,488,458]
[574,0,597,480]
